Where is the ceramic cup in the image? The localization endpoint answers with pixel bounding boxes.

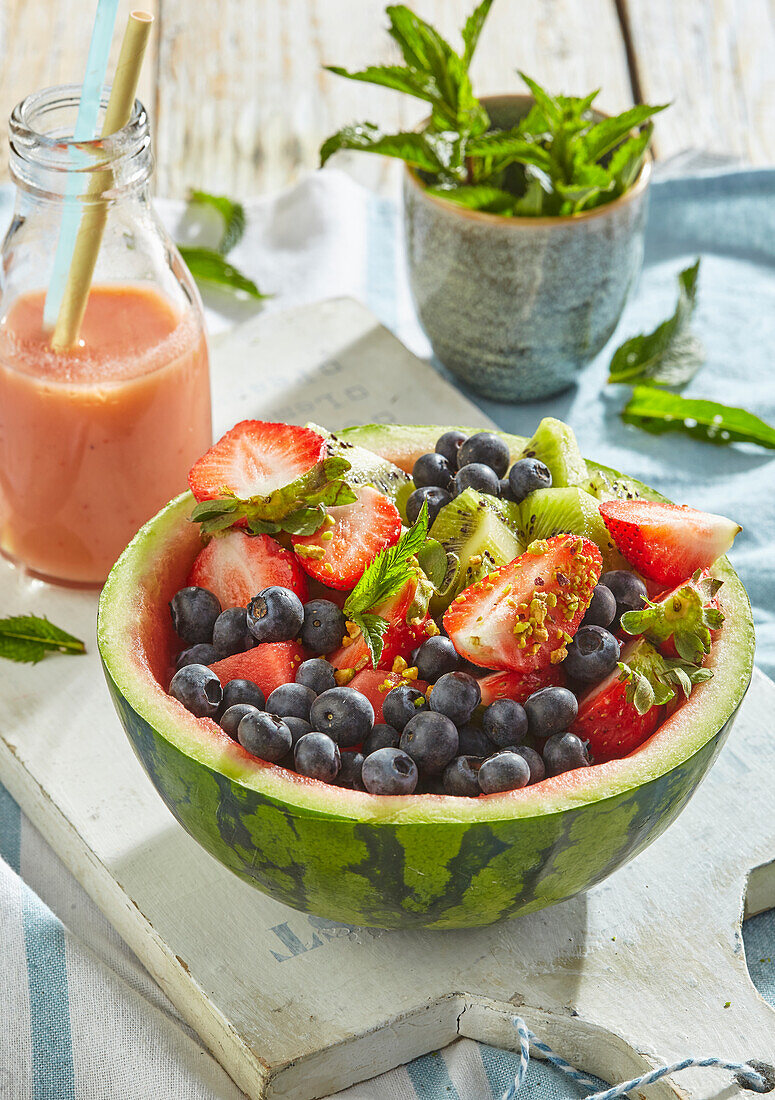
[403,95,651,402]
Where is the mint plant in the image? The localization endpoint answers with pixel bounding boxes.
[321,2,666,216]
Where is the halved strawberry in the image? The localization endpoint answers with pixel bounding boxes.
[619,568,724,662]
[187,531,309,609]
[209,641,308,697]
[443,535,603,672]
[329,576,435,674]
[349,669,430,724]
[189,421,326,503]
[292,485,401,591]
[599,499,741,588]
[478,665,564,707]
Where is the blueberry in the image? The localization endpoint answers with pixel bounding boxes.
[442,755,482,796]
[295,657,337,695]
[457,723,495,758]
[428,671,481,726]
[382,684,428,731]
[336,751,365,789]
[512,745,546,784]
[284,716,313,746]
[361,747,418,795]
[237,711,291,762]
[543,732,591,776]
[412,452,454,491]
[266,682,317,721]
[524,686,578,739]
[498,477,517,503]
[310,687,374,747]
[219,703,261,739]
[457,432,510,478]
[452,463,500,498]
[564,625,619,685]
[169,663,222,719]
[220,678,266,714]
[362,723,400,755]
[482,698,528,748]
[169,586,221,644]
[599,570,648,628]
[247,586,304,644]
[435,429,468,467]
[400,711,459,774]
[581,584,617,629]
[300,600,346,655]
[212,607,254,657]
[507,458,552,503]
[406,485,452,526]
[175,643,219,671]
[414,635,462,683]
[294,731,341,781]
[478,751,531,794]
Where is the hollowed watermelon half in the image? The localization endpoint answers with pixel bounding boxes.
[97,426,754,930]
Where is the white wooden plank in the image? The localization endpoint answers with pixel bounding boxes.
[623,0,775,163]
[0,298,774,1099]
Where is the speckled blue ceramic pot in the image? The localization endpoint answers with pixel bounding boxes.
[403,95,651,402]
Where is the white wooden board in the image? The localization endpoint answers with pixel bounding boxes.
[1,299,774,1100]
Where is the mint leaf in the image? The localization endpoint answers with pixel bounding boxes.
[608,123,653,195]
[323,64,437,104]
[0,615,86,664]
[461,0,495,67]
[582,103,668,162]
[465,129,553,172]
[345,504,429,621]
[188,190,246,254]
[426,183,515,213]
[608,261,703,386]
[320,124,446,171]
[621,386,775,450]
[386,5,432,70]
[349,612,390,670]
[517,72,561,125]
[178,247,268,301]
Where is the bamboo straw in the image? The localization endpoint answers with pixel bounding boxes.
[51,11,154,352]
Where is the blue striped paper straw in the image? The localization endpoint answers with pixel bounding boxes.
[42,0,121,330]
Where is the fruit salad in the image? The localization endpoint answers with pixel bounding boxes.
[164,417,741,798]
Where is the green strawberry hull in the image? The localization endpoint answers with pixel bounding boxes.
[97,427,754,930]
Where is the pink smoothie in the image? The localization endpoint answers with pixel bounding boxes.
[0,284,211,584]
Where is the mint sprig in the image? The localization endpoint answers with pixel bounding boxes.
[343,503,429,666]
[608,260,703,387]
[0,615,86,664]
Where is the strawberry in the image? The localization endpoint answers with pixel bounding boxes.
[348,669,430,724]
[443,535,602,672]
[478,665,564,707]
[569,637,712,763]
[329,576,435,674]
[187,530,309,609]
[292,485,402,591]
[209,641,307,697]
[189,420,326,503]
[619,568,724,662]
[599,499,741,588]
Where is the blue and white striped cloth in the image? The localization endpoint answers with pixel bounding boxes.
[1,164,774,1098]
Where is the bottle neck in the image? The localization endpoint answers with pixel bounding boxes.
[8,85,153,203]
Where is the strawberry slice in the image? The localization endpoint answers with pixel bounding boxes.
[443,535,602,672]
[349,669,430,724]
[209,641,308,697]
[188,531,309,609]
[329,576,435,674]
[599,499,740,588]
[292,485,401,591]
[478,665,564,707]
[189,421,326,503]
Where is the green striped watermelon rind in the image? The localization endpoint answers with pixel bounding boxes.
[97,426,754,928]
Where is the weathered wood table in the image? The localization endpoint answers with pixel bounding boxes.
[0,0,772,198]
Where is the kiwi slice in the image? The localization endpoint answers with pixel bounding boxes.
[429,488,524,608]
[519,486,629,572]
[518,417,588,487]
[579,469,643,502]
[307,423,411,502]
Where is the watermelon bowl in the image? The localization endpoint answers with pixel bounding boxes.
[97,425,754,930]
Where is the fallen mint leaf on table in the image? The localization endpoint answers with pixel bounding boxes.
[0,615,86,664]
[187,189,246,254]
[177,247,268,301]
[608,260,703,387]
[622,386,775,450]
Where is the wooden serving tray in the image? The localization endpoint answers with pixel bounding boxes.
[1,299,773,1099]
